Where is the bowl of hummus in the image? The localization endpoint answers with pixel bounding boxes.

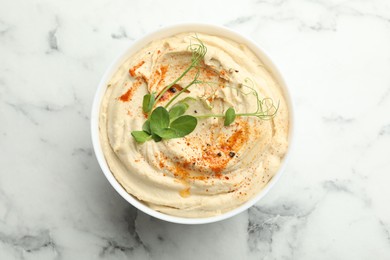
[91,23,294,224]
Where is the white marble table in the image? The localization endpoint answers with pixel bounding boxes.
[1,0,390,259]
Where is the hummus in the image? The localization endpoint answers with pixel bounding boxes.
[99,32,289,218]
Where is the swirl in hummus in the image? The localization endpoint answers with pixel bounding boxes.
[99,32,289,218]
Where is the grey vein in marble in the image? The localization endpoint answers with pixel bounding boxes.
[379,124,390,136]
[224,15,255,27]
[247,203,313,258]
[111,27,134,40]
[48,29,58,51]
[0,230,59,258]
[322,114,355,124]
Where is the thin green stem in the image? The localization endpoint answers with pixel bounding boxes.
[235,113,272,117]
[155,65,193,104]
[194,114,225,119]
[164,70,200,109]
[195,112,277,119]
[133,35,279,144]
[155,37,206,105]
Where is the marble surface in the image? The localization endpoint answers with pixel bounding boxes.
[1,0,390,259]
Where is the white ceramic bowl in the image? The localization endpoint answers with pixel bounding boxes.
[91,23,294,224]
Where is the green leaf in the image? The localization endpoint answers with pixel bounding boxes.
[142,93,155,113]
[224,107,236,126]
[169,103,189,121]
[170,115,197,137]
[131,131,152,143]
[151,133,162,142]
[142,120,151,134]
[150,106,170,134]
[155,128,178,139]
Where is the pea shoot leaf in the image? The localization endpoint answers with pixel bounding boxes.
[170,115,197,137]
[150,106,170,134]
[131,131,152,143]
[224,107,236,126]
[142,93,155,113]
[142,120,151,134]
[169,102,189,122]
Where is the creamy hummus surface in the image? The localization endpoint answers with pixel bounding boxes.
[99,32,289,218]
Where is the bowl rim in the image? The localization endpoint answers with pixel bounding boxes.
[91,22,295,224]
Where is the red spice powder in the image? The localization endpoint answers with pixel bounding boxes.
[201,121,249,173]
[129,61,145,77]
[118,78,143,102]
